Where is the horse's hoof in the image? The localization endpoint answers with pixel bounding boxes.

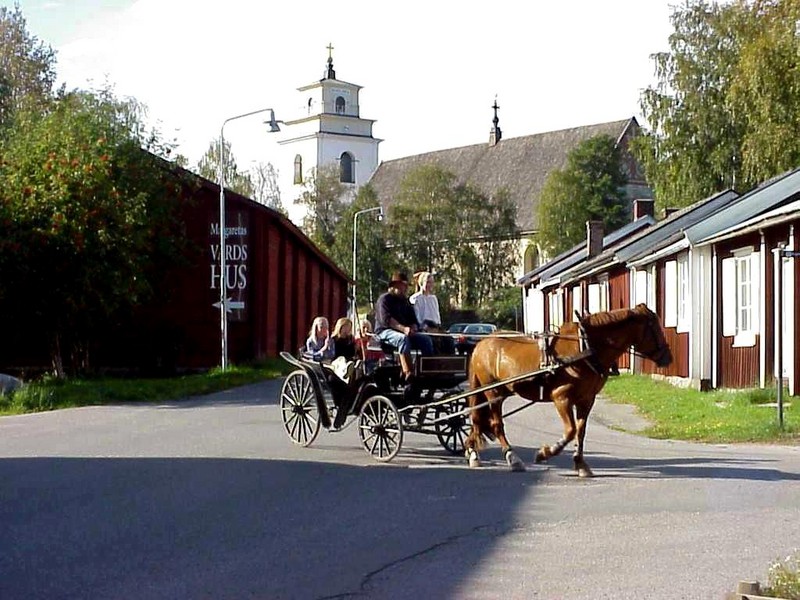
[534,451,547,464]
[505,451,526,472]
[577,466,594,478]
[467,449,481,468]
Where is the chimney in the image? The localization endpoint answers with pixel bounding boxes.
[489,97,502,146]
[633,199,654,220]
[586,220,604,257]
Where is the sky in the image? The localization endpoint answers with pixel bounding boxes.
[7,0,677,175]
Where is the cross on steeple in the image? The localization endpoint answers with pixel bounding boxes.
[324,42,336,79]
[489,95,502,146]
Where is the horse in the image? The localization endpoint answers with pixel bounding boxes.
[464,303,673,477]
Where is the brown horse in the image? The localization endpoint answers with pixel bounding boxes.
[465,304,673,477]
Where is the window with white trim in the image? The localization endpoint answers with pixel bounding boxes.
[664,260,677,327]
[571,285,582,321]
[634,268,648,306]
[548,289,564,329]
[721,247,759,347]
[676,253,690,332]
[587,279,607,314]
[665,254,690,331]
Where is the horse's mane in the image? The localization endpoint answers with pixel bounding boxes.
[581,304,651,328]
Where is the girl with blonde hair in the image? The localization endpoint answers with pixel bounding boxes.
[305,316,335,360]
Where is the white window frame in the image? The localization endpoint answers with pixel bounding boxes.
[587,279,607,314]
[598,277,608,312]
[633,268,648,306]
[571,285,582,321]
[676,253,690,333]
[664,260,677,328]
[721,247,759,347]
[548,289,564,329]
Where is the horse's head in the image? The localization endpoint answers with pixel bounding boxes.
[631,304,673,367]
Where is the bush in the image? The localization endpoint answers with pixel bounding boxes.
[764,550,800,599]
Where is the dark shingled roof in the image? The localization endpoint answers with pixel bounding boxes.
[369,117,643,232]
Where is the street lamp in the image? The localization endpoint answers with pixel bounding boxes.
[219,108,282,370]
[352,206,383,319]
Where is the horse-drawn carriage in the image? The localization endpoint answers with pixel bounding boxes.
[279,304,673,475]
[279,345,474,462]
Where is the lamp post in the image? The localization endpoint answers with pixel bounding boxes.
[352,206,383,319]
[219,108,282,370]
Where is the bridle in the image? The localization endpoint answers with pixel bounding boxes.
[631,314,671,365]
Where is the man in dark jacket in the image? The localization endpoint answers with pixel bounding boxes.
[374,271,433,381]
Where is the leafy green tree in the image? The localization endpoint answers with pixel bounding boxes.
[295,163,349,253]
[196,137,254,198]
[390,165,457,277]
[537,134,628,256]
[251,161,285,214]
[389,165,519,309]
[0,89,186,376]
[728,0,800,185]
[636,0,800,210]
[329,185,388,311]
[0,4,57,128]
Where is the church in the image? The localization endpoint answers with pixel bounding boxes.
[274,46,382,225]
[368,112,652,278]
[273,48,652,278]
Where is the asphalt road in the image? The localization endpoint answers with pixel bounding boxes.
[1,379,798,600]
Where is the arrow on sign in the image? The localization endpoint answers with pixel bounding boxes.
[212,298,246,313]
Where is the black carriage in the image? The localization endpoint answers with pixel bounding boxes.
[279,347,472,462]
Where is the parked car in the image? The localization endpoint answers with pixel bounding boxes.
[447,323,470,334]
[454,323,497,355]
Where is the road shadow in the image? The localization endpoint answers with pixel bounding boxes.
[567,452,800,482]
[0,455,540,600]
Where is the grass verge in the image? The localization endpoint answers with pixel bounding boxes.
[602,374,799,444]
[0,358,293,416]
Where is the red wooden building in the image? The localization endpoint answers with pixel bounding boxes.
[1,170,350,373]
[159,174,350,369]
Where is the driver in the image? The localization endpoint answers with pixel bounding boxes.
[374,271,434,382]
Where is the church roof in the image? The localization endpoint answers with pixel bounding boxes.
[369,117,639,232]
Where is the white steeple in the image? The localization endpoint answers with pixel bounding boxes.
[278,44,382,225]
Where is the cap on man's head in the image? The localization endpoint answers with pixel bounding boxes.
[389,271,409,286]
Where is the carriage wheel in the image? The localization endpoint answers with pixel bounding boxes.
[358,395,403,462]
[434,393,471,455]
[280,370,321,447]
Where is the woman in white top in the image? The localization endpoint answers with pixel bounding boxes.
[410,271,441,331]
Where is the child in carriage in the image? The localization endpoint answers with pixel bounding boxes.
[304,316,335,361]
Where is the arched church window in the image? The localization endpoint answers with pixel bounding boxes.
[293,155,303,185]
[523,244,540,274]
[340,152,354,184]
[335,96,346,114]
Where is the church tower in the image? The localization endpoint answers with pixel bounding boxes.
[278,45,382,225]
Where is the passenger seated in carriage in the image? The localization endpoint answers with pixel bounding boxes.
[355,319,383,364]
[304,315,362,429]
[374,271,433,382]
[332,317,356,361]
[410,271,454,355]
[304,316,335,361]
